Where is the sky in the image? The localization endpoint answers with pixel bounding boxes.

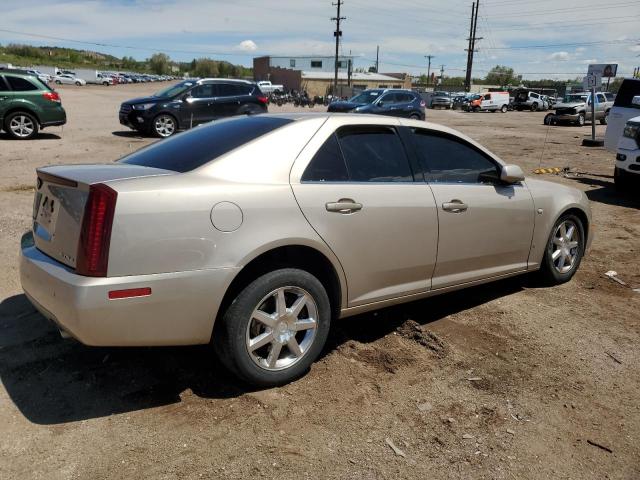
[0,0,639,80]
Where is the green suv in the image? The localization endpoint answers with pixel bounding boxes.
[0,69,67,139]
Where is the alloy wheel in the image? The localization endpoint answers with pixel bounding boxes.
[9,115,35,138]
[551,220,580,274]
[154,115,176,137]
[245,286,318,371]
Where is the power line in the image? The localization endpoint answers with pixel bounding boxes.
[487,14,640,32]
[487,1,640,18]
[484,38,640,50]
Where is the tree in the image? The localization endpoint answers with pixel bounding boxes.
[193,58,219,78]
[485,65,518,86]
[148,53,171,75]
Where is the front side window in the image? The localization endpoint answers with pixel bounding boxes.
[191,84,216,98]
[0,76,8,92]
[6,76,38,91]
[411,129,499,184]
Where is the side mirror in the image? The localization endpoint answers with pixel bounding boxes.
[377,100,385,107]
[500,164,525,184]
[632,95,640,108]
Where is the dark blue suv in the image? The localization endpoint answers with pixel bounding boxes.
[327,89,426,120]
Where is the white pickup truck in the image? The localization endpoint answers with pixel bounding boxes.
[257,80,284,94]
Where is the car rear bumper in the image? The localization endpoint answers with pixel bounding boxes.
[20,235,239,346]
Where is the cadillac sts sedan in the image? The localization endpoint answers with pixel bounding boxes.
[20,113,592,386]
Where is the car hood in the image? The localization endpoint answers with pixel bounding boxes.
[328,101,366,112]
[125,95,169,105]
[554,101,585,109]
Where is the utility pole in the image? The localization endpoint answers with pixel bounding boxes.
[375,45,379,73]
[464,1,482,92]
[439,64,445,86]
[332,0,346,95]
[425,54,434,90]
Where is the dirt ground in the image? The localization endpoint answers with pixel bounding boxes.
[0,83,638,480]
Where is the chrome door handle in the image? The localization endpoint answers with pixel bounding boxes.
[442,200,468,213]
[0,96,7,101]
[326,199,363,214]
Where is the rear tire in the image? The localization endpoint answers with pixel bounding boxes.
[501,105,508,113]
[599,112,609,125]
[4,111,39,140]
[214,268,331,387]
[531,103,538,112]
[75,81,82,86]
[409,113,421,120]
[537,214,585,285]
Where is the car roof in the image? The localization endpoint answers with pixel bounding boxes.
[198,78,254,85]
[0,68,34,77]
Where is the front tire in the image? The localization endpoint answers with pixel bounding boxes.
[151,113,177,138]
[576,113,585,127]
[4,111,39,140]
[214,268,331,387]
[599,111,609,125]
[538,214,585,285]
[75,81,82,86]
[531,102,538,112]
[614,167,633,192]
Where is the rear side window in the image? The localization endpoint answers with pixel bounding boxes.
[411,129,499,184]
[302,127,414,182]
[613,79,640,107]
[6,76,38,91]
[119,116,294,173]
[0,76,8,92]
[302,134,349,182]
[339,126,413,182]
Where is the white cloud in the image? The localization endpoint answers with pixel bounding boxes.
[237,40,257,52]
[548,51,570,61]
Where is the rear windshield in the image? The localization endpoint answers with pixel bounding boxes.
[613,79,640,107]
[119,116,293,173]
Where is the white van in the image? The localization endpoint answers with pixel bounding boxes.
[474,92,510,112]
[605,78,640,152]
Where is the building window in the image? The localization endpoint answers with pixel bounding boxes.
[290,59,296,68]
[311,60,323,68]
[337,61,347,68]
[393,85,401,88]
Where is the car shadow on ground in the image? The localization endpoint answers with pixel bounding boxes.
[0,278,524,425]
[570,175,640,209]
[111,130,147,139]
[0,133,61,141]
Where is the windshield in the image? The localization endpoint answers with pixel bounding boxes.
[564,94,588,103]
[349,90,382,104]
[154,81,194,98]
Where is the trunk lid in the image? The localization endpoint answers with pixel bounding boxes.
[32,164,172,269]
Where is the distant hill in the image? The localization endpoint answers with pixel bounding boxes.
[0,43,252,77]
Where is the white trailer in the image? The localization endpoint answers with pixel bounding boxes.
[72,69,113,85]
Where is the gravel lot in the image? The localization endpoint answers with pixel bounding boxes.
[1,83,638,480]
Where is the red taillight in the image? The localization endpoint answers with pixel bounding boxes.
[43,91,61,103]
[257,96,268,104]
[76,183,117,277]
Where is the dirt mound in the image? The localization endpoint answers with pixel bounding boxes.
[396,320,448,357]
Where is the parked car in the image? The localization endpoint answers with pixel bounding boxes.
[0,69,66,139]
[465,92,510,113]
[428,91,453,109]
[26,70,51,83]
[257,81,284,95]
[614,114,640,190]
[20,113,592,386]
[452,94,471,110]
[53,74,86,86]
[605,78,640,152]
[327,89,426,120]
[545,92,613,126]
[513,89,548,111]
[119,78,268,137]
